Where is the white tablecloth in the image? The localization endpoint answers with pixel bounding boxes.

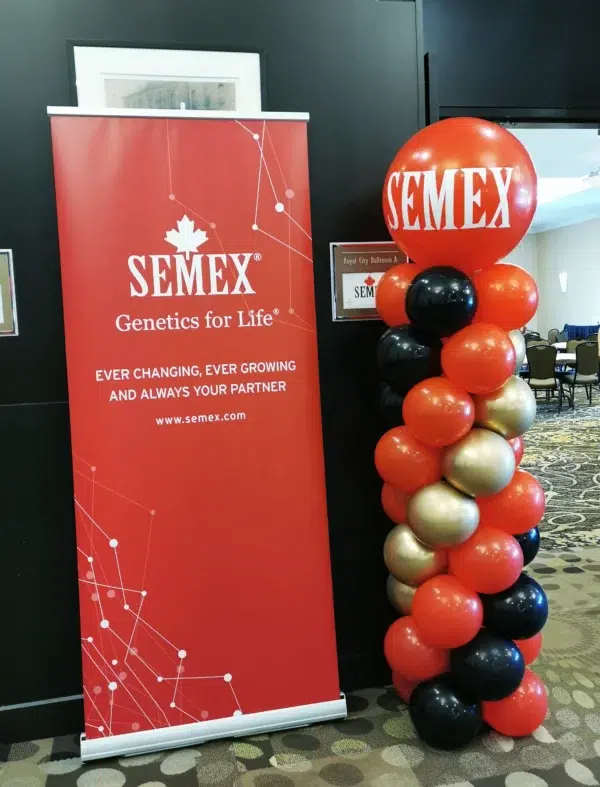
[521,352,575,370]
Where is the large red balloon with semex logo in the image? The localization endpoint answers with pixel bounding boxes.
[382,118,537,274]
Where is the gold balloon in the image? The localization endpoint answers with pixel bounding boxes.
[386,574,416,615]
[383,524,448,586]
[509,329,526,370]
[407,481,479,549]
[474,374,536,439]
[442,427,516,498]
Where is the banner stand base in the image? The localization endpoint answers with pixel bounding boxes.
[80,695,347,761]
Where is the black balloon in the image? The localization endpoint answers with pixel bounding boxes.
[481,573,548,640]
[377,325,442,394]
[409,674,483,750]
[514,527,540,567]
[379,382,404,431]
[406,266,477,337]
[450,630,525,702]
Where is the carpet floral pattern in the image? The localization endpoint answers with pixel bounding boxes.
[4,551,600,787]
[523,390,600,549]
[4,393,600,787]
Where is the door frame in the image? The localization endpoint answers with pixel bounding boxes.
[439,106,600,125]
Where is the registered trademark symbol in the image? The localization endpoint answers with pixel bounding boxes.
[253,253,262,261]
[273,308,280,315]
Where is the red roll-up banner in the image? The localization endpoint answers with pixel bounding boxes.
[49,109,345,760]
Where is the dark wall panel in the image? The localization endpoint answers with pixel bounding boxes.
[423,0,600,111]
[1,403,80,704]
[0,0,422,738]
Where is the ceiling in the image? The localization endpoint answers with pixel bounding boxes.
[508,128,600,234]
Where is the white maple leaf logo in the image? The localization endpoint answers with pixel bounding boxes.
[165,215,208,259]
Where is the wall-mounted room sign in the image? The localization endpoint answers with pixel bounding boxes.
[330,241,410,321]
[0,250,18,336]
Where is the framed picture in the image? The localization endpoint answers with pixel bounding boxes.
[0,249,18,337]
[70,45,262,113]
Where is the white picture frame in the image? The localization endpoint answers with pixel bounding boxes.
[0,249,18,337]
[72,46,262,113]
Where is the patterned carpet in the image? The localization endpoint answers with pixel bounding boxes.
[3,389,600,787]
[524,389,600,549]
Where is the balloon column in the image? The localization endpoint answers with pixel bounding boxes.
[376,118,547,750]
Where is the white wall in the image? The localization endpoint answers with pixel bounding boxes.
[535,217,600,339]
[501,235,539,333]
[492,217,600,339]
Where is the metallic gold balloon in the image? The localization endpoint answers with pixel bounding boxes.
[474,374,536,439]
[509,329,526,370]
[383,524,448,586]
[386,574,416,615]
[407,481,479,549]
[442,427,516,498]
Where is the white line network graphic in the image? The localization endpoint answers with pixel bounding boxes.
[165,117,315,334]
[74,456,242,738]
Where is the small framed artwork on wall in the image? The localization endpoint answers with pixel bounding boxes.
[0,249,18,337]
[70,44,263,112]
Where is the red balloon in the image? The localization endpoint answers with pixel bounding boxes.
[441,323,516,394]
[392,671,417,703]
[508,436,525,466]
[449,526,524,594]
[384,616,449,682]
[478,469,545,535]
[474,264,539,331]
[375,426,442,494]
[483,670,548,737]
[402,377,474,448]
[515,633,543,665]
[412,575,483,649]
[375,264,416,326]
[382,117,537,274]
[381,483,409,525]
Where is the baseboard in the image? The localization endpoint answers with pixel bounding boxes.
[339,651,391,692]
[0,695,83,744]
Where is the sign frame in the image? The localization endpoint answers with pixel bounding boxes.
[0,249,18,337]
[329,241,409,322]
